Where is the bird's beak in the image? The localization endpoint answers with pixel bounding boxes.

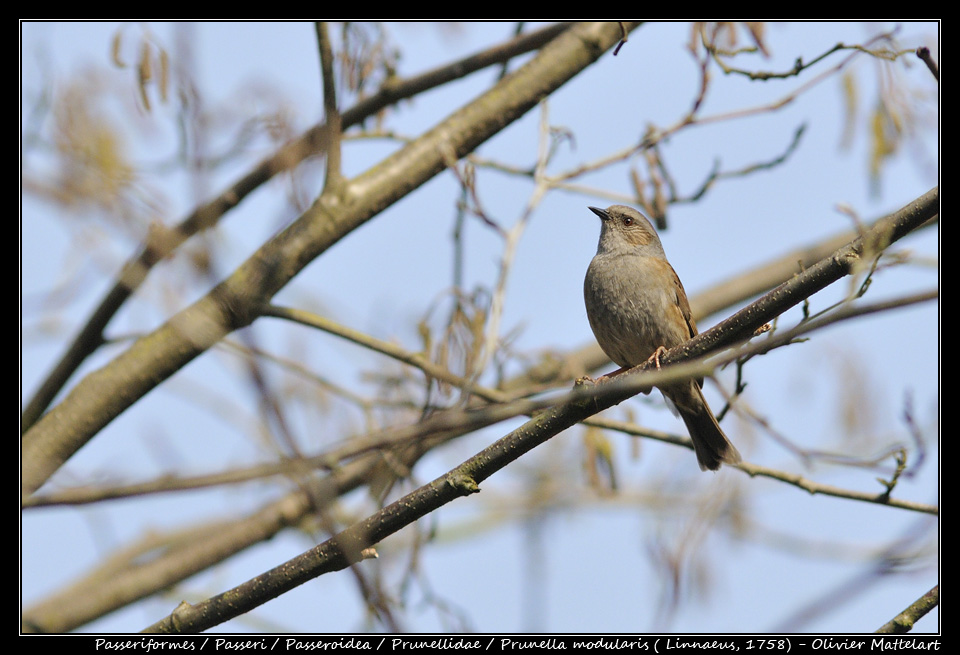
[588,206,610,221]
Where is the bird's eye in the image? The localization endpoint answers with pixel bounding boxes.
[622,217,633,226]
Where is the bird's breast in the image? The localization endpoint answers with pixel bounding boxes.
[584,254,688,368]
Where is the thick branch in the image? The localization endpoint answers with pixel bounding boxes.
[21,22,639,498]
[24,195,937,630]
[875,585,939,633]
[502,202,938,391]
[664,187,938,367]
[142,187,937,633]
[22,454,381,633]
[21,22,574,431]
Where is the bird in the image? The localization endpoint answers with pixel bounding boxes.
[583,204,741,471]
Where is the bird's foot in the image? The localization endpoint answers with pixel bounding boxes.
[646,346,668,370]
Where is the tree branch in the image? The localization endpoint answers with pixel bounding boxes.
[875,585,939,634]
[141,187,937,633]
[664,187,938,367]
[20,22,574,431]
[23,267,937,632]
[315,22,343,192]
[26,287,936,513]
[21,22,641,498]
[501,193,938,393]
[915,46,939,82]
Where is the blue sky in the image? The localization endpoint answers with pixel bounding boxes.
[21,21,939,634]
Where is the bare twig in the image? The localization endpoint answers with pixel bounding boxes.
[706,27,908,80]
[916,46,939,81]
[316,22,343,192]
[613,22,629,56]
[734,460,936,516]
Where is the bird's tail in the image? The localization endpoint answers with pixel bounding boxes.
[671,383,742,471]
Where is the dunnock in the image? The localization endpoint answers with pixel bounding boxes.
[583,205,741,471]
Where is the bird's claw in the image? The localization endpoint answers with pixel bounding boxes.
[647,346,668,370]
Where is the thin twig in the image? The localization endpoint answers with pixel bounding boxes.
[707,28,906,80]
[734,460,936,516]
[916,46,939,81]
[315,22,343,192]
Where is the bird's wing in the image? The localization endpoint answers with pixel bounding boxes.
[669,263,697,339]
